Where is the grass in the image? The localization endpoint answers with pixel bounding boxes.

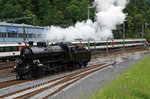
[91,55,150,99]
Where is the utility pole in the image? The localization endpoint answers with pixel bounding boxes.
[145,22,149,44]
[0,30,5,42]
[33,15,35,26]
[94,41,96,49]
[145,22,149,34]
[11,19,16,33]
[106,39,109,56]
[88,5,90,19]
[142,25,144,42]
[88,40,90,51]
[87,5,92,19]
[123,22,125,53]
[23,24,26,42]
[145,22,149,29]
[144,22,149,50]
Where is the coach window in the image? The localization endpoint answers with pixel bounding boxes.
[10,47,13,51]
[90,43,94,46]
[12,46,18,51]
[119,42,122,44]
[125,42,130,44]
[97,43,102,46]
[0,47,3,52]
[96,43,100,46]
[5,47,11,52]
[84,44,88,47]
[101,43,104,46]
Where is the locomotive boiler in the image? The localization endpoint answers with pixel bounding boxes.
[13,42,91,79]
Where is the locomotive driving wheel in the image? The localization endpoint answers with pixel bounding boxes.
[16,74,23,80]
[83,62,88,67]
[28,72,33,79]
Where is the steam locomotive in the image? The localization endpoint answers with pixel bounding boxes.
[12,42,91,79]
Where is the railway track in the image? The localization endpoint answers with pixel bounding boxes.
[0,62,114,99]
[0,62,105,89]
[91,46,145,55]
[0,61,15,70]
[0,62,106,88]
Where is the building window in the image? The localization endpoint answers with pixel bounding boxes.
[8,33,17,38]
[37,34,41,37]
[28,34,33,38]
[19,33,28,38]
[0,32,6,38]
[33,34,36,38]
[19,33,23,38]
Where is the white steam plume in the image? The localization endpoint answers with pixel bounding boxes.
[43,0,127,41]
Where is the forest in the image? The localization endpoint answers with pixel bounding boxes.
[0,0,150,41]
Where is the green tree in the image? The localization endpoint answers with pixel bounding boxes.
[38,0,50,15]
[24,10,38,25]
[114,0,150,41]
[79,0,90,20]
[145,29,150,42]
[0,2,23,18]
[42,7,65,26]
[17,0,33,10]
[66,4,82,23]
[66,0,94,23]
[0,0,96,26]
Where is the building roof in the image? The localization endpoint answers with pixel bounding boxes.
[0,22,45,29]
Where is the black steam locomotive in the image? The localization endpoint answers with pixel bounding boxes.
[12,42,91,79]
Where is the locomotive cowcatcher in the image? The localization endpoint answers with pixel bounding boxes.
[12,42,91,79]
